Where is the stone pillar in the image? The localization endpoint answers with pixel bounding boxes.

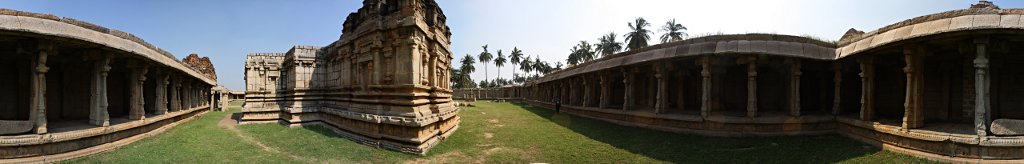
[902,46,925,130]
[832,62,843,115]
[622,68,633,111]
[156,71,169,115]
[221,92,229,111]
[89,55,111,126]
[170,77,180,112]
[788,59,802,116]
[858,56,875,121]
[210,90,216,110]
[184,82,192,109]
[128,62,148,120]
[742,55,758,117]
[583,76,590,107]
[698,56,712,117]
[30,43,51,134]
[973,38,990,137]
[655,62,667,114]
[599,74,609,109]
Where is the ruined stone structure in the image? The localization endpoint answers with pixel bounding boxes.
[182,53,218,81]
[0,9,216,162]
[242,0,457,155]
[458,1,1024,162]
[211,86,243,111]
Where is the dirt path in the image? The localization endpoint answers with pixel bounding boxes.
[217,112,311,163]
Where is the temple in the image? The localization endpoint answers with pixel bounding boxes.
[456,1,1024,162]
[241,0,458,155]
[0,9,217,162]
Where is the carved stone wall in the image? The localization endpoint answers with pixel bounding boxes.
[242,0,456,155]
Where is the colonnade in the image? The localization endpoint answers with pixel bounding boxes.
[13,42,212,135]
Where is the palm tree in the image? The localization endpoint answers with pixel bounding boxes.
[660,18,688,43]
[450,68,461,88]
[596,32,623,57]
[520,56,532,79]
[459,54,476,88]
[567,45,581,66]
[555,62,563,70]
[478,45,493,84]
[577,41,595,62]
[624,17,652,51]
[510,47,524,83]
[533,56,542,77]
[568,41,597,66]
[494,49,507,82]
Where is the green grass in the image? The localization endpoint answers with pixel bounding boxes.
[71,101,934,163]
[72,101,293,163]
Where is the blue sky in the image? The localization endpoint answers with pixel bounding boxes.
[2,0,1020,90]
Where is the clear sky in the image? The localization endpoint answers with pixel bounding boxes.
[1,0,1020,90]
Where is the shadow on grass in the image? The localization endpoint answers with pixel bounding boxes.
[510,102,884,163]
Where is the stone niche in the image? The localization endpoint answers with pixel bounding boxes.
[242,0,457,155]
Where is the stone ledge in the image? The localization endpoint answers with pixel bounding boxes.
[279,115,460,155]
[520,100,835,137]
[0,107,210,161]
[244,103,459,128]
[0,106,209,146]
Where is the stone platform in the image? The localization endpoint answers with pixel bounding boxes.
[520,100,835,137]
[0,106,209,163]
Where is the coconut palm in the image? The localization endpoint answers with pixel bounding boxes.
[596,32,623,57]
[567,46,581,66]
[568,41,597,66]
[533,56,542,76]
[494,49,507,82]
[459,54,476,88]
[520,56,532,78]
[510,47,524,83]
[660,18,688,43]
[478,45,493,84]
[577,41,595,62]
[624,17,652,51]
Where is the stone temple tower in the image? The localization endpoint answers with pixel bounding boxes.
[242,0,458,154]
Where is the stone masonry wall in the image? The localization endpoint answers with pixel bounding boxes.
[182,53,218,80]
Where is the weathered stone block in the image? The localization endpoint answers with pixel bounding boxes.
[749,40,767,53]
[737,40,751,53]
[890,25,915,43]
[949,15,974,30]
[910,18,950,37]
[992,119,1024,136]
[870,29,896,48]
[973,14,1000,27]
[1000,15,1020,27]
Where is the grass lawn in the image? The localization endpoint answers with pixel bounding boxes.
[72,101,935,163]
